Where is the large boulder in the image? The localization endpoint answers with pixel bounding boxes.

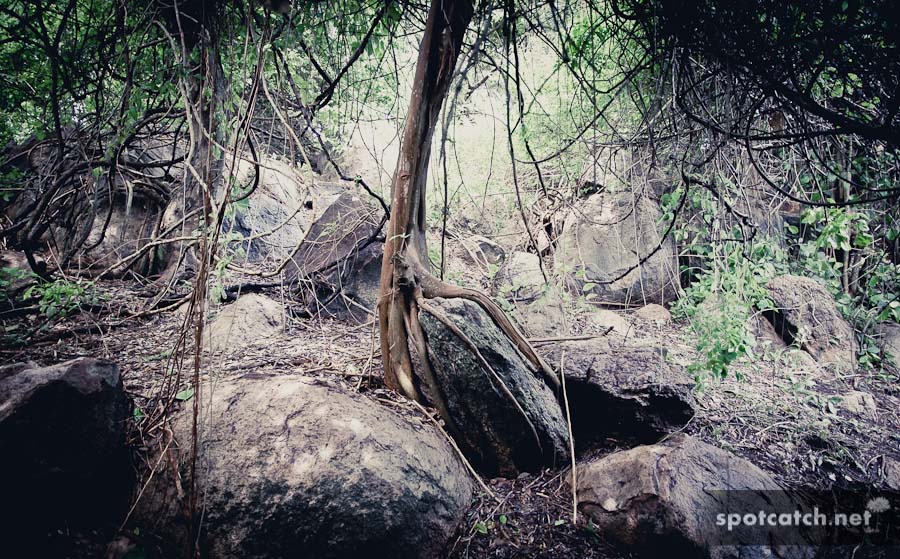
[0,358,132,554]
[876,321,900,369]
[764,275,857,369]
[554,190,679,305]
[317,242,382,321]
[542,340,695,450]
[226,157,329,262]
[283,191,384,321]
[574,434,811,558]
[136,375,474,559]
[498,251,547,301]
[204,293,284,352]
[418,297,568,477]
[459,235,506,268]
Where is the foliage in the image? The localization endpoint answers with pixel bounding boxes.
[22,277,96,320]
[672,238,784,383]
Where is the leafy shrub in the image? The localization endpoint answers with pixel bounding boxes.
[22,277,97,319]
[672,239,784,383]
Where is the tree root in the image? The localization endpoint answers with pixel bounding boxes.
[413,263,559,390]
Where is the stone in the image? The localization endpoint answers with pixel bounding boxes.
[284,191,382,284]
[510,288,567,337]
[542,340,695,450]
[554,190,679,305]
[876,322,900,369]
[319,242,382,322]
[499,251,547,301]
[840,390,877,418]
[574,434,812,558]
[460,235,506,267]
[226,157,330,262]
[764,275,858,369]
[136,375,474,559]
[283,191,384,320]
[884,457,900,490]
[205,293,283,352]
[419,297,568,476]
[634,303,672,324]
[0,358,132,554]
[584,309,633,336]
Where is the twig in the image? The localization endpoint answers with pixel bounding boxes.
[559,351,577,524]
[529,330,612,345]
[410,399,497,502]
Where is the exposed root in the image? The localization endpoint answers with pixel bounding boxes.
[415,265,559,390]
[386,285,420,401]
[403,293,463,439]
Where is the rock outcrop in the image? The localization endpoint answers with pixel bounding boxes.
[419,297,568,476]
[554,190,679,305]
[284,191,384,321]
[499,251,547,301]
[205,293,284,352]
[574,434,810,558]
[764,275,857,369]
[0,358,132,555]
[542,340,695,449]
[460,235,506,267]
[876,321,900,369]
[137,374,474,559]
[509,288,567,337]
[226,157,329,262]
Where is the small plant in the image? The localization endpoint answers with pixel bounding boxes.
[673,238,783,382]
[22,277,97,319]
[1,266,35,296]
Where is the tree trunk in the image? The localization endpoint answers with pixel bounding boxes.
[156,1,226,281]
[378,0,557,416]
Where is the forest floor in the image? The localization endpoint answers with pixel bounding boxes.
[3,279,899,559]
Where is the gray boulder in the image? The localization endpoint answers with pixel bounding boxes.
[876,321,900,369]
[509,288,567,337]
[499,251,547,301]
[460,235,506,267]
[204,293,284,352]
[283,191,384,321]
[574,434,812,558]
[284,191,382,284]
[419,297,568,477]
[764,275,857,369]
[542,340,695,450]
[226,157,327,262]
[554,190,679,305]
[136,374,474,559]
[0,358,132,553]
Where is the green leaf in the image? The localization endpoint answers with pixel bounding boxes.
[474,521,488,535]
[498,514,508,525]
[175,388,195,401]
[554,519,566,526]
